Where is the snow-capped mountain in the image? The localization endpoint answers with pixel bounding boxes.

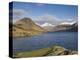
[52,21,78,32]
[60,21,76,25]
[35,21,78,32]
[41,22,55,27]
[36,22,55,31]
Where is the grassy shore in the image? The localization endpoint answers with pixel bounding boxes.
[13,46,77,58]
[13,47,51,58]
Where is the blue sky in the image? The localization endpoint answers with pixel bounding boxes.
[11,2,78,24]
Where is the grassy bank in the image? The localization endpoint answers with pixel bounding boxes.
[13,46,77,58]
[13,47,51,58]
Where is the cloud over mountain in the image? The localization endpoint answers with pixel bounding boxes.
[9,9,30,23]
[33,14,59,25]
[13,9,28,22]
[33,14,77,25]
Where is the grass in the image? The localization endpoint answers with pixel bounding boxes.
[14,47,51,58]
[13,45,78,58]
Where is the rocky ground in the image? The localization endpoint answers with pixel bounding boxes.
[45,46,77,56]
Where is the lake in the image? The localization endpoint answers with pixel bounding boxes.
[13,32,78,53]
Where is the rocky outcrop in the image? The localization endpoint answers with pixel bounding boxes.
[46,46,77,56]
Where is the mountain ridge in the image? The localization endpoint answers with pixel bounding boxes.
[11,18,46,37]
[10,17,78,37]
[40,21,78,32]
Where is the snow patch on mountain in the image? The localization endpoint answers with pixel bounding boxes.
[41,23,55,27]
[60,21,76,25]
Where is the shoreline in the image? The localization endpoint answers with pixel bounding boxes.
[13,45,78,58]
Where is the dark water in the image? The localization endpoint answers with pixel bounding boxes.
[13,32,78,53]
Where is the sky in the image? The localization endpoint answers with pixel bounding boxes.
[9,1,78,25]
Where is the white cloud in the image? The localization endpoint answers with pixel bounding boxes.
[33,14,77,25]
[13,9,27,16]
[33,14,60,25]
[63,17,78,22]
[12,9,29,23]
[11,9,77,24]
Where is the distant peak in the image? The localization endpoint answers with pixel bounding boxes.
[60,21,76,25]
[21,17,32,21]
[41,22,55,27]
[15,17,34,25]
[18,17,33,22]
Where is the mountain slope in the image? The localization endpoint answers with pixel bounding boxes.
[52,22,78,32]
[40,23,55,31]
[41,23,55,27]
[62,22,78,32]
[11,18,45,37]
[41,21,78,32]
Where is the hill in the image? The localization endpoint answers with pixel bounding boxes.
[10,18,45,37]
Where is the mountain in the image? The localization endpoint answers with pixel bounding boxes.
[52,22,78,32]
[63,22,78,32]
[11,18,45,37]
[41,23,55,27]
[59,21,76,25]
[40,21,78,32]
[40,23,55,31]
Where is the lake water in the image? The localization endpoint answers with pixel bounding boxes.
[13,32,78,53]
